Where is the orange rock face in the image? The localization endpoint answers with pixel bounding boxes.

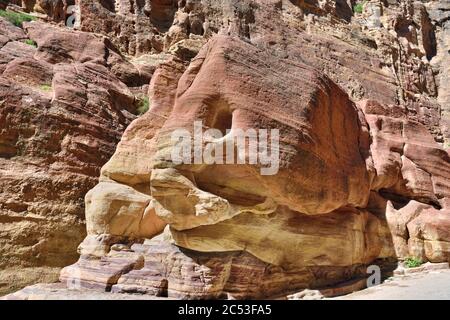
[64,33,448,298]
[0,18,138,294]
[1,0,450,299]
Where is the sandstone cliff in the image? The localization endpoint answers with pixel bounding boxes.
[1,0,449,299]
[0,10,143,294]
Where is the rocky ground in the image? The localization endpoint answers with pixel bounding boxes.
[2,282,168,300]
[337,270,450,300]
[0,0,449,299]
[4,263,450,300]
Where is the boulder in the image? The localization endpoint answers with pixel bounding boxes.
[2,0,450,300]
[68,35,395,298]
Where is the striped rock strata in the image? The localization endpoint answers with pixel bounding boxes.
[58,33,449,299]
[1,0,450,299]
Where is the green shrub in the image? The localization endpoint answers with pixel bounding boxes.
[39,84,52,92]
[137,96,150,115]
[404,257,423,268]
[0,9,36,27]
[24,39,37,47]
[354,3,364,14]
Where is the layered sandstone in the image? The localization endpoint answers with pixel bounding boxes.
[57,28,448,298]
[0,18,141,294]
[1,0,449,299]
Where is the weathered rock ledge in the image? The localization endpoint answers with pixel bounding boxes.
[1,0,449,299]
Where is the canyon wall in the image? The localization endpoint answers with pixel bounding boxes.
[1,0,449,298]
[0,15,142,294]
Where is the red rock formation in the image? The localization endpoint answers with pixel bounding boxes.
[0,18,138,294]
[1,0,449,300]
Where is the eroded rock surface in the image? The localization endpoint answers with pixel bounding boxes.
[59,34,448,299]
[0,17,139,294]
[1,0,450,299]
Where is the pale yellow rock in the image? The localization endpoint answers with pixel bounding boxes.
[408,238,426,261]
[151,168,277,230]
[85,181,166,238]
[170,206,392,268]
[386,200,450,262]
[424,240,450,263]
[77,234,124,257]
[386,200,427,239]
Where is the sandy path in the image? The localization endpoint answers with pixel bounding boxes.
[336,270,450,300]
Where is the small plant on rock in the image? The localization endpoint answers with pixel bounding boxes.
[137,96,150,115]
[39,84,52,92]
[0,9,36,27]
[353,1,367,14]
[404,257,423,268]
[24,39,37,47]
